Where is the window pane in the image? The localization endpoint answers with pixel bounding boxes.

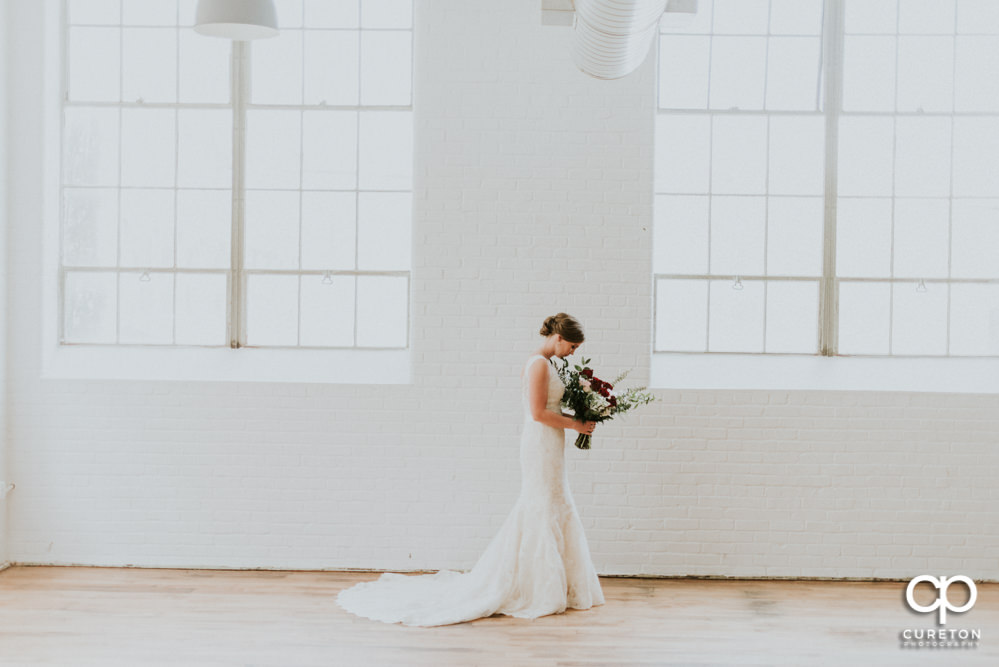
[304,30,359,105]
[836,198,892,277]
[653,195,709,274]
[176,189,231,269]
[766,37,821,111]
[62,188,118,267]
[766,197,823,277]
[654,114,710,193]
[708,279,764,352]
[953,118,999,196]
[246,110,302,189]
[898,0,955,34]
[658,36,710,109]
[175,272,228,345]
[892,199,950,278]
[765,280,819,353]
[711,116,767,194]
[660,0,712,33]
[950,283,999,355]
[842,36,896,112]
[120,189,175,268]
[122,0,177,26]
[844,0,898,34]
[655,279,708,352]
[301,191,356,270]
[122,28,177,103]
[179,30,230,103]
[951,199,999,278]
[179,0,197,25]
[246,274,299,346]
[300,274,355,346]
[838,116,894,196]
[769,115,824,195]
[838,281,890,354]
[361,0,413,29]
[119,271,173,344]
[892,281,948,355]
[356,276,407,347]
[244,191,300,269]
[358,111,413,190]
[68,27,121,102]
[250,30,303,105]
[69,0,120,25]
[178,109,233,188]
[709,196,766,275]
[955,37,999,112]
[64,270,118,343]
[769,0,823,35]
[712,0,768,34]
[305,0,359,28]
[957,0,999,33]
[709,36,767,110]
[894,117,951,197]
[121,108,176,187]
[897,37,953,112]
[360,31,411,106]
[357,192,411,270]
[273,0,303,28]
[302,110,357,189]
[63,107,120,186]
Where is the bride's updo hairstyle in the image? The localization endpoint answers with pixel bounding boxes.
[539,313,585,344]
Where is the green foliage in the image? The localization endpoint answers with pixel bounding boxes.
[554,355,659,425]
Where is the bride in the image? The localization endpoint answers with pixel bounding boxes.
[336,313,605,626]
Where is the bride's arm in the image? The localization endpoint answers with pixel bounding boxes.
[527,361,590,433]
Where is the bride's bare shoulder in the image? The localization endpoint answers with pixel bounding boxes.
[521,355,547,380]
[520,354,543,379]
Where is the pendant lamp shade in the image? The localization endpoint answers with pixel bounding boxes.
[571,0,667,79]
[194,0,279,40]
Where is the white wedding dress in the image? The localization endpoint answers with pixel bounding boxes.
[335,354,605,626]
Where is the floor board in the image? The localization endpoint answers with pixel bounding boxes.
[0,566,994,666]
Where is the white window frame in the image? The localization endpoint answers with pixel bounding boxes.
[651,0,999,393]
[40,0,411,383]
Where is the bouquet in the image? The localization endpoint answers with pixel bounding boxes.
[553,357,657,450]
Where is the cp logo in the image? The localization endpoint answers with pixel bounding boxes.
[905,575,977,624]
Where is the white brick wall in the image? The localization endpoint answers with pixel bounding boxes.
[4,0,998,581]
[0,0,8,570]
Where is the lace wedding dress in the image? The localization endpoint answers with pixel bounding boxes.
[335,354,605,626]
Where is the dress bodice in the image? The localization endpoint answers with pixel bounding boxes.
[521,354,565,417]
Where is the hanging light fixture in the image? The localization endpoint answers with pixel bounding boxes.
[569,0,698,80]
[194,0,279,40]
[571,0,667,80]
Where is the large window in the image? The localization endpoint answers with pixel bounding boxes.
[654,0,999,358]
[59,0,413,350]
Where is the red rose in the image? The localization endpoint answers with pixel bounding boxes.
[609,396,617,407]
[581,368,593,378]
[599,387,610,398]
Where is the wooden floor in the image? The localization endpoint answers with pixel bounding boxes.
[0,566,995,666]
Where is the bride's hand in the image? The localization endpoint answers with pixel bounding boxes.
[572,420,596,435]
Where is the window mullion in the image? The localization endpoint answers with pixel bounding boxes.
[819,0,846,355]
[229,41,249,348]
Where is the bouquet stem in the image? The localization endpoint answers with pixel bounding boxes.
[574,433,592,450]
